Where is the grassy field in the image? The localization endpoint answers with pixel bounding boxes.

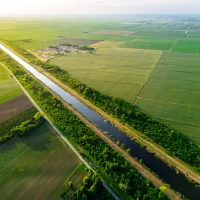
[0,64,23,104]
[50,48,162,102]
[136,52,200,145]
[0,122,85,200]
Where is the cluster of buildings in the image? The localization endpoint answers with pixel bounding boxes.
[37,44,79,59]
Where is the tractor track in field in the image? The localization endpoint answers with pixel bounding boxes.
[133,52,164,105]
[138,97,200,108]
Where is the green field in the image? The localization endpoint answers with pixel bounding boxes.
[172,38,200,53]
[0,64,23,104]
[50,48,162,102]
[0,123,84,200]
[137,52,200,145]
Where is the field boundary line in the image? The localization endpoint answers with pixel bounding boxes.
[0,62,120,200]
[138,97,200,108]
[133,52,164,105]
[168,39,179,52]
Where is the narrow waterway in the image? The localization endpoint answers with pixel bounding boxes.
[0,44,199,200]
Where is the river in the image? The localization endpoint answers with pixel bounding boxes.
[0,43,199,200]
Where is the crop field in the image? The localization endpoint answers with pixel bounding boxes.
[172,38,200,53]
[0,64,23,104]
[50,48,162,102]
[0,123,84,200]
[95,36,177,51]
[0,94,33,123]
[136,52,200,145]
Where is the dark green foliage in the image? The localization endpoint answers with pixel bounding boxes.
[0,49,167,199]
[11,112,45,136]
[78,46,95,51]
[0,107,37,137]
[71,172,114,200]
[61,172,114,200]
[0,111,45,144]
[4,40,199,172]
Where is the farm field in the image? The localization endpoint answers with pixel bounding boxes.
[137,52,200,145]
[50,48,162,102]
[0,64,23,104]
[0,94,33,123]
[93,35,177,51]
[0,122,84,200]
[172,38,200,53]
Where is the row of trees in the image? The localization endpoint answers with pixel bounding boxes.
[2,40,198,172]
[0,107,37,137]
[71,172,113,200]
[0,50,167,199]
[0,110,45,145]
[11,112,45,136]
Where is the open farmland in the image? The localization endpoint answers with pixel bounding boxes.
[0,64,22,104]
[136,52,200,145]
[0,123,84,200]
[50,48,162,102]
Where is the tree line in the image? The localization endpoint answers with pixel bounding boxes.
[0,107,37,137]
[1,39,199,172]
[0,50,168,199]
[0,110,45,145]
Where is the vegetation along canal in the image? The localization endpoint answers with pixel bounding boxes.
[0,43,199,200]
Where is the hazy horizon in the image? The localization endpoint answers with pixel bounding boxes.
[0,0,200,15]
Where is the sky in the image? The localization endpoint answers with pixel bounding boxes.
[0,0,199,15]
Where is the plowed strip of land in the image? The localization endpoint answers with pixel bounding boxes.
[0,94,32,123]
[57,36,103,44]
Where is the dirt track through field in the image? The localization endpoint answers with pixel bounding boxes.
[57,36,103,44]
[133,53,164,105]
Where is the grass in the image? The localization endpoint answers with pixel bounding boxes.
[0,122,84,200]
[137,52,200,145]
[50,48,162,102]
[0,65,23,104]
